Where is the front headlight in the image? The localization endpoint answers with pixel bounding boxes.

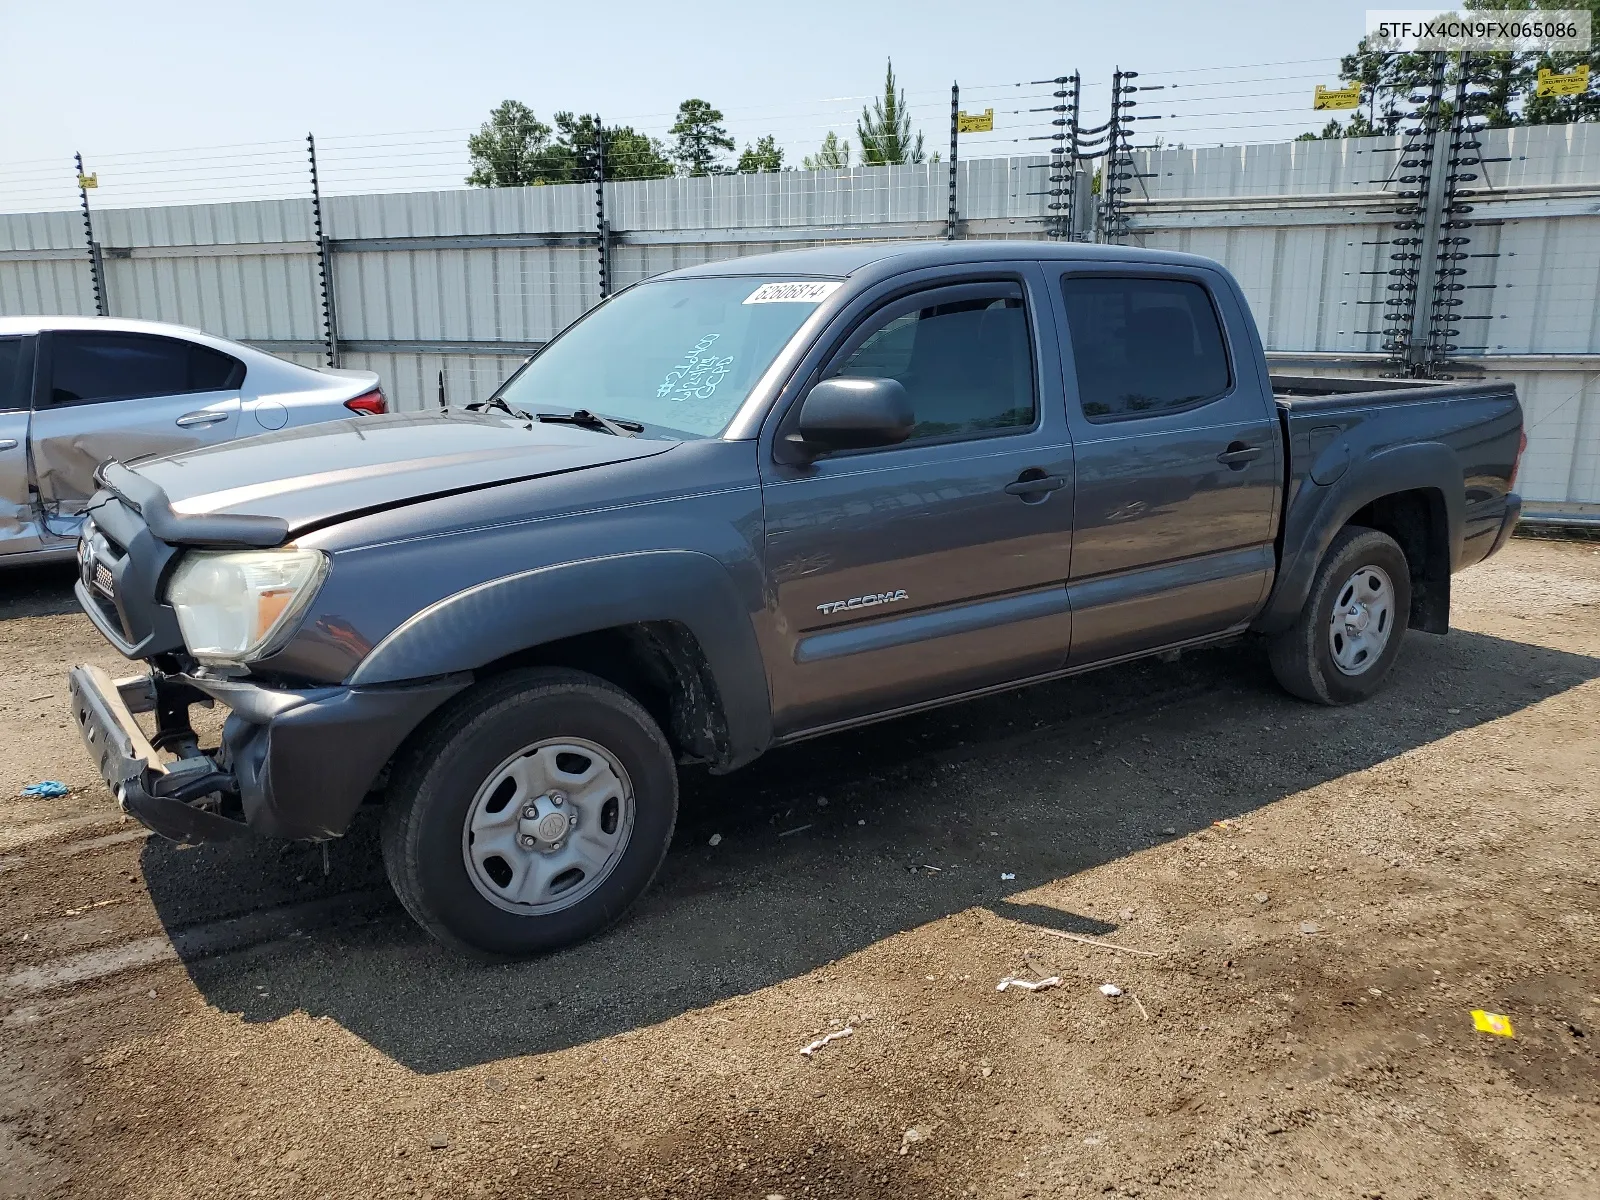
[166,549,328,664]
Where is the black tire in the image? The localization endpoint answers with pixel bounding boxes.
[380,667,678,957]
[1268,526,1412,705]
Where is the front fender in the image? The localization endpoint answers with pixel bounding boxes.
[1254,440,1463,636]
[347,550,773,767]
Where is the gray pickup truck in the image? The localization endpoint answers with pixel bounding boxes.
[66,242,1524,955]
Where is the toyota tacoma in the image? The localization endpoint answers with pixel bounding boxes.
[66,242,1524,955]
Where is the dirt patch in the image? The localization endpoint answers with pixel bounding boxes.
[0,539,1596,1199]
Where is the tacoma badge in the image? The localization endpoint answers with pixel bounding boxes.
[816,589,909,616]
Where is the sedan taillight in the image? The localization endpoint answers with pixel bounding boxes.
[344,388,387,416]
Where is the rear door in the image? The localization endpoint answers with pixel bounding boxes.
[30,331,244,527]
[0,335,40,555]
[759,267,1076,735]
[1050,265,1281,665]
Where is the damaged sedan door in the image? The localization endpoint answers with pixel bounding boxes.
[30,330,242,535]
[0,335,42,555]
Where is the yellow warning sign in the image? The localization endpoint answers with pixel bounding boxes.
[1313,84,1362,111]
[77,173,98,189]
[1537,65,1590,98]
[1470,1009,1515,1038]
[957,108,994,134]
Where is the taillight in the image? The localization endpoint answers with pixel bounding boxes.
[344,388,386,416]
[1509,429,1527,490]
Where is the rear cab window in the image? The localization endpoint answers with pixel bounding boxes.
[1059,277,1231,421]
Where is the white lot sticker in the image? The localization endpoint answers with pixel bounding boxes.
[743,280,842,305]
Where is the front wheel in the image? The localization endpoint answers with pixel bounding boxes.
[380,668,678,957]
[1268,526,1412,705]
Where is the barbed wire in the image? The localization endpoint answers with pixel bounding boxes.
[0,59,1388,213]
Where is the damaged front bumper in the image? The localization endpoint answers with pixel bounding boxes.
[67,664,468,844]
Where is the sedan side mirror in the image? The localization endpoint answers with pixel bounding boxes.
[786,376,914,462]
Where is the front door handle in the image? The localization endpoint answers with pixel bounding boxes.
[1217,442,1263,469]
[175,410,230,428]
[1004,471,1067,499]
[0,439,16,451]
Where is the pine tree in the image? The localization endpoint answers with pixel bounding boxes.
[802,131,851,170]
[669,99,735,176]
[856,59,926,165]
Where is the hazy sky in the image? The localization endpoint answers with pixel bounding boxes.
[1,0,1381,211]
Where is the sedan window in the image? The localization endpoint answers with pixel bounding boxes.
[48,333,245,407]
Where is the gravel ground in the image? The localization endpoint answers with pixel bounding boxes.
[0,538,1596,1199]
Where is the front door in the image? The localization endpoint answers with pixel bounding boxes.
[1050,266,1282,665]
[760,271,1075,736]
[30,330,243,533]
[0,335,40,555]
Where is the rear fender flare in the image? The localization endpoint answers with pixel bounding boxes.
[347,550,772,767]
[1255,441,1462,635]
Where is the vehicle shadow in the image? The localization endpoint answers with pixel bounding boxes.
[0,562,80,620]
[142,626,1598,1073]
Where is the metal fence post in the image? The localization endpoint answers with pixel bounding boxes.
[307,134,338,367]
[594,124,612,300]
[1427,51,1499,376]
[75,152,107,317]
[947,83,960,239]
[1030,74,1080,239]
[1360,53,1448,376]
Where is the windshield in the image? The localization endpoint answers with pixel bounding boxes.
[497,276,840,438]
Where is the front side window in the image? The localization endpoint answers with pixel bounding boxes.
[826,290,1036,443]
[48,333,245,407]
[497,276,838,438]
[1059,276,1231,421]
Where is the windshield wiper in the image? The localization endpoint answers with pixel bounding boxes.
[465,396,535,421]
[535,409,642,437]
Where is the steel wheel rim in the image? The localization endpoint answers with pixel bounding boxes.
[461,736,635,915]
[1328,563,1395,676]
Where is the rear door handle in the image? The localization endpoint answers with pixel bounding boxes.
[175,410,230,428]
[0,439,16,451]
[1216,442,1263,469]
[1004,472,1067,498]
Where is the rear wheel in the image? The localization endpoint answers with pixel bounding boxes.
[380,668,678,957]
[1268,526,1411,705]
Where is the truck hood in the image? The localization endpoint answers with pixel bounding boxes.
[128,410,676,533]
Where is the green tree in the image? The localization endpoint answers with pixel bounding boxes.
[552,112,673,181]
[857,59,926,165]
[802,131,851,170]
[736,135,785,173]
[467,103,671,185]
[466,101,555,187]
[670,99,735,175]
[1304,0,1599,138]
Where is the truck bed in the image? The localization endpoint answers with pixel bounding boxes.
[1257,371,1523,638]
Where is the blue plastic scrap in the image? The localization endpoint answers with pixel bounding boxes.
[20,781,70,798]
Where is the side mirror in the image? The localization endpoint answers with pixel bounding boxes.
[788,376,914,461]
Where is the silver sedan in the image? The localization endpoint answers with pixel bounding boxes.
[0,316,384,564]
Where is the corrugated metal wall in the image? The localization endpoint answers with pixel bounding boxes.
[2,139,1596,514]
[1123,123,1600,518]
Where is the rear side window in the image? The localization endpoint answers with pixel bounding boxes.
[48,332,245,406]
[0,338,23,411]
[1059,277,1231,421]
[828,290,1035,443]
[189,343,247,391]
